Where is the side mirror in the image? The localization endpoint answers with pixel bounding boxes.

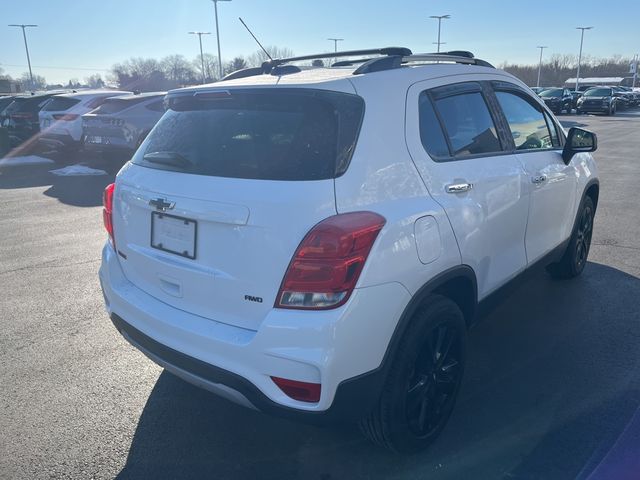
[562,127,597,164]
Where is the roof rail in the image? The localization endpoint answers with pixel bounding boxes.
[353,51,494,75]
[261,47,412,72]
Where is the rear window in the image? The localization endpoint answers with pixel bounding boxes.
[42,97,81,112]
[3,96,52,113]
[91,97,149,114]
[132,89,365,181]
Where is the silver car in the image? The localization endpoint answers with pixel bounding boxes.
[81,92,166,156]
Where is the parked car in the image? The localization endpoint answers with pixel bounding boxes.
[1,93,60,147]
[38,90,132,153]
[99,48,599,453]
[617,86,640,106]
[539,87,573,114]
[0,95,16,118]
[568,90,583,109]
[530,86,548,94]
[576,87,617,115]
[611,86,636,108]
[81,92,166,157]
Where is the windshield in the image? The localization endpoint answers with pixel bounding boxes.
[584,88,612,96]
[133,89,364,181]
[540,88,563,97]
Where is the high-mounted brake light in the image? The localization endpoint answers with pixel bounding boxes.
[103,183,115,246]
[275,212,386,310]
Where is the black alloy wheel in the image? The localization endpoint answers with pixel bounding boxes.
[575,201,594,271]
[405,323,463,438]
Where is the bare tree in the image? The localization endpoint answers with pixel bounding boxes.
[85,74,105,88]
[20,72,46,89]
[246,46,295,67]
[161,54,197,86]
[225,57,248,75]
[192,53,218,82]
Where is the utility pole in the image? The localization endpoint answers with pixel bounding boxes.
[327,38,343,66]
[8,24,38,90]
[575,26,593,91]
[536,46,548,88]
[429,15,450,53]
[211,0,231,79]
[189,31,212,83]
[632,54,638,89]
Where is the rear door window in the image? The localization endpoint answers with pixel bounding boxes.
[429,83,502,157]
[133,89,365,181]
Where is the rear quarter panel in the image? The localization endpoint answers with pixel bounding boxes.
[335,72,462,298]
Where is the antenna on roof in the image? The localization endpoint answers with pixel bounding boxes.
[238,17,272,62]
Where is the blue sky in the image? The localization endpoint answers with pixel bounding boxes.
[1,0,637,84]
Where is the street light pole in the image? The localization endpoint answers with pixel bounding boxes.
[189,31,212,83]
[429,15,450,53]
[8,24,38,90]
[575,26,593,91]
[536,46,548,88]
[327,38,343,66]
[211,0,231,79]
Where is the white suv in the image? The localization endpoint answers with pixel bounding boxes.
[99,48,599,452]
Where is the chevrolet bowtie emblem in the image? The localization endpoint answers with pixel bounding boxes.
[149,198,175,212]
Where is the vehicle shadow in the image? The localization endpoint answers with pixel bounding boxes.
[1,147,119,207]
[116,262,640,480]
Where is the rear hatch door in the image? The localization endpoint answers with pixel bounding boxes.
[113,87,364,331]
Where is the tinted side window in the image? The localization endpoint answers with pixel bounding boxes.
[418,92,449,158]
[495,91,554,150]
[432,90,502,156]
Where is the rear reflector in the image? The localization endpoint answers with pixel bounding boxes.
[103,183,115,246]
[271,376,321,403]
[275,211,385,310]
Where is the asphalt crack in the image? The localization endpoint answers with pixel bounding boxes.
[0,258,100,276]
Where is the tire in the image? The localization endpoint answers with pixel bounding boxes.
[359,295,467,453]
[546,196,595,279]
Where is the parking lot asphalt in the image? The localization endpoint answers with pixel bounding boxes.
[1,111,640,480]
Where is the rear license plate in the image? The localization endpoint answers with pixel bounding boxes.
[150,212,197,259]
[87,135,103,144]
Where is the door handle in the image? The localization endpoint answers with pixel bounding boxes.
[531,174,547,184]
[446,182,473,194]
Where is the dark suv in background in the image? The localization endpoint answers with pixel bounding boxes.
[576,87,617,115]
[1,93,60,147]
[539,88,573,114]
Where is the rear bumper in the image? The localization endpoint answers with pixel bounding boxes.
[38,132,80,149]
[99,242,410,422]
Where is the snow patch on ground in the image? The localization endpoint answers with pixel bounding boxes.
[0,155,55,167]
[49,164,107,176]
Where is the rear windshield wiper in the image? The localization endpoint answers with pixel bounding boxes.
[143,151,193,169]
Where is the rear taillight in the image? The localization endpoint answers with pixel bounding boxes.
[52,113,79,121]
[11,112,34,120]
[271,377,321,403]
[275,212,386,310]
[103,183,115,245]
